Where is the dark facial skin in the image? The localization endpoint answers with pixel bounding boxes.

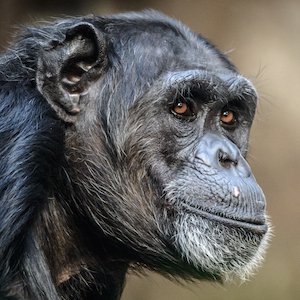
[0,11,270,300]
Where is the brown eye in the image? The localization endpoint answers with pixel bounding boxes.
[171,99,196,120]
[221,110,236,125]
[174,102,188,114]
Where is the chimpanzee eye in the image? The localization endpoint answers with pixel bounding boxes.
[174,102,188,114]
[220,109,237,126]
[171,99,195,120]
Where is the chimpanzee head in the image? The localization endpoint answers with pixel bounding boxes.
[0,11,270,300]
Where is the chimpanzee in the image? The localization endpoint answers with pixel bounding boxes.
[0,10,270,300]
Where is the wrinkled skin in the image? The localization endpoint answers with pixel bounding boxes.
[0,11,270,300]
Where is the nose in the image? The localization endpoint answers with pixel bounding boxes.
[195,133,251,178]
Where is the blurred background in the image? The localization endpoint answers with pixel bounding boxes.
[0,0,299,299]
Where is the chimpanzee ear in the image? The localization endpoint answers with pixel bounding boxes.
[36,22,107,123]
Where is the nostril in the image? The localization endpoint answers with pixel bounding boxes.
[218,151,237,169]
[219,158,236,169]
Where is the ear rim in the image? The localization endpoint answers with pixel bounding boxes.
[36,22,108,123]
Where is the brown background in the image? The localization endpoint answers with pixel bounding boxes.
[1,0,299,299]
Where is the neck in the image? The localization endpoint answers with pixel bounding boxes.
[57,260,129,300]
[36,195,130,300]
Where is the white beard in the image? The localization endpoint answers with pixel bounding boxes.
[173,213,272,282]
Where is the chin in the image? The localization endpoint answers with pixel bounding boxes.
[173,212,271,282]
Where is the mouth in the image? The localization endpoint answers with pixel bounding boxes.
[181,203,268,234]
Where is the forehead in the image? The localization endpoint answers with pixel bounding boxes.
[101,14,237,77]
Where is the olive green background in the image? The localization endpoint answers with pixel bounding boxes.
[1,0,299,299]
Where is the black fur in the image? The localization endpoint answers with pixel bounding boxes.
[0,11,268,300]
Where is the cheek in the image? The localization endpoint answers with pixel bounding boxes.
[225,127,251,157]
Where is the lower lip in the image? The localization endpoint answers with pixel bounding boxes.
[181,204,268,234]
